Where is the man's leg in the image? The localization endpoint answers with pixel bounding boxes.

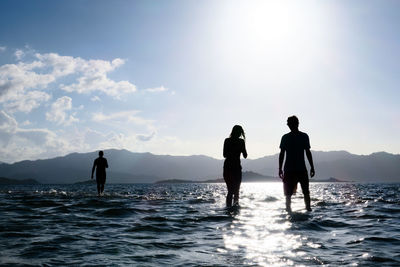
[100,184,105,194]
[304,194,311,211]
[97,182,101,196]
[299,174,311,211]
[285,195,292,212]
[283,182,293,212]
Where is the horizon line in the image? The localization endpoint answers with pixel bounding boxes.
[2,148,398,165]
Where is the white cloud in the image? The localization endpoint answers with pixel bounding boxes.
[0,49,172,161]
[92,110,154,128]
[21,120,31,126]
[0,111,70,162]
[58,57,136,97]
[136,132,156,142]
[61,76,136,97]
[4,90,50,113]
[92,110,140,121]
[15,49,25,60]
[0,46,6,52]
[46,96,78,126]
[145,86,168,93]
[0,51,137,113]
[0,110,18,133]
[0,61,55,98]
[83,128,108,147]
[36,54,136,97]
[91,95,101,102]
[0,110,189,162]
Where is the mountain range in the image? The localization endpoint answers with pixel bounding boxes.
[0,149,399,183]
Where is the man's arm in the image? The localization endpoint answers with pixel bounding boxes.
[91,160,96,179]
[279,149,285,179]
[305,149,315,177]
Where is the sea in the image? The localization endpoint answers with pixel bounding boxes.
[0,182,399,266]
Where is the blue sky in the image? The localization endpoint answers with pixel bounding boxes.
[0,0,399,162]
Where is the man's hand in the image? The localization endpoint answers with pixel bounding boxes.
[279,169,284,180]
[310,168,315,178]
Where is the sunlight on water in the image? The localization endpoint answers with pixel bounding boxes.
[222,183,305,266]
[0,183,399,266]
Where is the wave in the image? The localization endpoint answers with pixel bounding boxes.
[0,183,399,266]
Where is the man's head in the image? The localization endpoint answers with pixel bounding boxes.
[99,151,104,157]
[287,116,299,131]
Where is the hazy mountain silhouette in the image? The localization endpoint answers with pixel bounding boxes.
[0,149,398,183]
[242,150,400,182]
[0,149,221,184]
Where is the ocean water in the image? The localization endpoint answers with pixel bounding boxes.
[0,183,399,266]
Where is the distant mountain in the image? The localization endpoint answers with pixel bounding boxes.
[0,149,221,184]
[0,177,40,185]
[0,149,399,183]
[242,151,400,182]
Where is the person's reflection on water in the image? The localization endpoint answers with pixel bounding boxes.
[279,116,315,212]
[91,150,109,196]
[223,125,247,207]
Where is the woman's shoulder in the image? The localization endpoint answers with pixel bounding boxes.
[225,137,244,144]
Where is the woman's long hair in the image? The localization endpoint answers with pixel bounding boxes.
[230,125,245,140]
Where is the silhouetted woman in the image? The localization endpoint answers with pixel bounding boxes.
[223,125,247,207]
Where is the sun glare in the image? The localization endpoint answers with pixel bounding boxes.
[214,0,329,78]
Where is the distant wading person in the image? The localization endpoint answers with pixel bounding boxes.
[223,125,247,207]
[91,151,109,196]
[279,116,315,212]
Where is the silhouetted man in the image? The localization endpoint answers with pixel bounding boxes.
[279,116,315,212]
[91,150,108,196]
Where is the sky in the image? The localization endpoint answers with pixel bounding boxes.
[0,0,399,163]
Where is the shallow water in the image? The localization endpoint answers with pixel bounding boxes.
[0,183,399,266]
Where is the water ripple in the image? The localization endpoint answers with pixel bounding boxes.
[0,183,399,266]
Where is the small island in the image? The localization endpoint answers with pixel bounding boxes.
[74,179,97,185]
[156,174,350,184]
[0,177,40,185]
[313,177,350,183]
[155,171,279,184]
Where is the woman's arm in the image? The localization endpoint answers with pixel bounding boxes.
[223,139,228,158]
[242,139,247,159]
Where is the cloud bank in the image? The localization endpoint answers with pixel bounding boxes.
[0,52,137,114]
[0,49,169,162]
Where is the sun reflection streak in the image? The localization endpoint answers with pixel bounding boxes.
[221,183,306,266]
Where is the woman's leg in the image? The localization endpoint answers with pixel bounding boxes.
[232,171,242,205]
[224,169,234,207]
[226,191,233,207]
